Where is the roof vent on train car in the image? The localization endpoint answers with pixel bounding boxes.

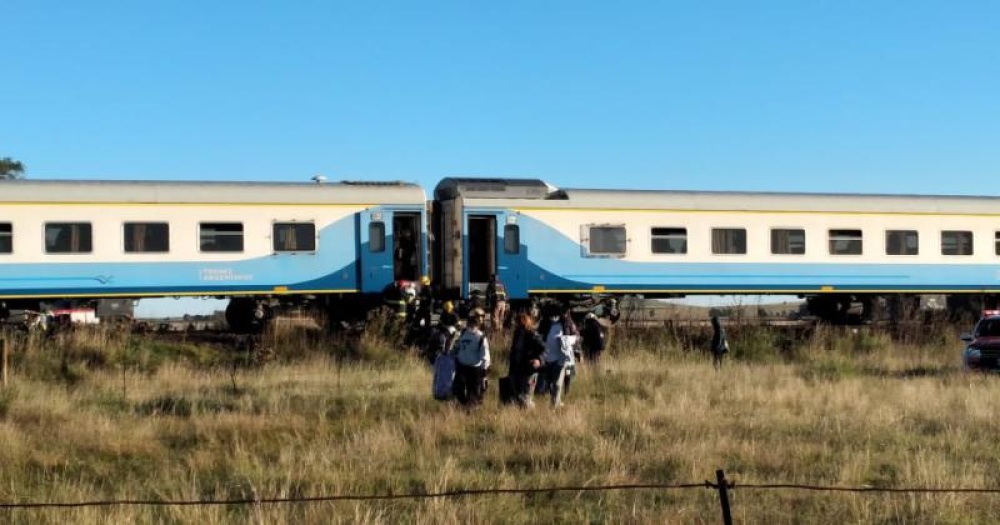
[434,177,558,200]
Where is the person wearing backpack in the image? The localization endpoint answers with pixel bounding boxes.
[452,308,490,407]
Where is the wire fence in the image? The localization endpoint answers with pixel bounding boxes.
[4,470,1000,524]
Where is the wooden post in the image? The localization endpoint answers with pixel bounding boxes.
[716,469,733,525]
[1,338,8,387]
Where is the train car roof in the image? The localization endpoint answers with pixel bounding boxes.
[435,177,555,200]
[446,178,1000,214]
[547,188,1000,214]
[0,179,426,205]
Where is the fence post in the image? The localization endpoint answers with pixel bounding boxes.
[1,338,8,387]
[716,469,733,525]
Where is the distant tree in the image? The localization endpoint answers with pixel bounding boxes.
[0,157,25,180]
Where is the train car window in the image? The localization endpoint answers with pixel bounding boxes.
[712,228,746,255]
[369,221,386,253]
[0,223,11,254]
[829,229,862,255]
[273,223,316,252]
[942,231,973,256]
[45,223,92,254]
[587,226,627,256]
[651,227,687,254]
[885,230,918,255]
[770,229,805,255]
[199,223,244,252]
[124,222,169,253]
[504,224,520,254]
[995,232,1000,255]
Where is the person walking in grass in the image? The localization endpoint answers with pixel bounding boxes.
[507,313,546,407]
[710,315,729,370]
[452,308,490,407]
[539,305,577,407]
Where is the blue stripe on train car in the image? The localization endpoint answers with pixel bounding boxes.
[0,215,361,298]
[515,215,1000,295]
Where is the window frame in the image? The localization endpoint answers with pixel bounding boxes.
[272,222,317,253]
[123,222,170,254]
[199,222,244,253]
[582,224,628,258]
[885,230,919,256]
[770,228,806,255]
[711,227,747,255]
[650,227,688,255]
[0,222,11,254]
[941,230,973,256]
[369,221,386,253]
[828,229,863,256]
[503,224,520,255]
[44,222,93,254]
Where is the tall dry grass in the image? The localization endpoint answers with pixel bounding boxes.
[0,322,995,524]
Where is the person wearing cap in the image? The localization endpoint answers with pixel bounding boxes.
[417,276,434,329]
[439,300,459,328]
[451,307,491,407]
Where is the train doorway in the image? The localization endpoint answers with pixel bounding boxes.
[467,215,497,291]
[393,213,421,282]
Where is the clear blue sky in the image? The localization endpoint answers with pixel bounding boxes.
[2,1,998,315]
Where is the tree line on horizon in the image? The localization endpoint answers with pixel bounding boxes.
[1,156,25,179]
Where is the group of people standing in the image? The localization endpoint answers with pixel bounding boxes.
[507,304,607,407]
[430,298,607,409]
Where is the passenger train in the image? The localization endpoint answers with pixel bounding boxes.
[2,176,999,329]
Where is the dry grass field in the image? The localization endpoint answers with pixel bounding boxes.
[0,320,997,524]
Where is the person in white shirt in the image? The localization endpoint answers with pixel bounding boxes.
[452,308,490,407]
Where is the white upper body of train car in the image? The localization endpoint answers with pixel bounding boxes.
[0,179,427,302]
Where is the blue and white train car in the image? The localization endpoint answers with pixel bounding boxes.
[0,179,427,329]
[435,177,1000,319]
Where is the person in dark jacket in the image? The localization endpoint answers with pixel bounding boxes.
[581,312,606,365]
[424,324,457,364]
[710,315,729,369]
[507,312,546,407]
[439,300,459,328]
[417,276,434,329]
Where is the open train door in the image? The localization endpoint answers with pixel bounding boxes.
[465,214,496,295]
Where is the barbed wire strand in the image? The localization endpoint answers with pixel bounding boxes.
[3,481,1000,510]
[0,482,708,510]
